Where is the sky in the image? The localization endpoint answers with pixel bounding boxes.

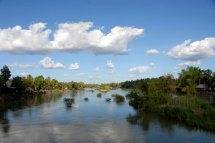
[0,0,215,83]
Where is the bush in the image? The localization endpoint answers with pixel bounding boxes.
[113,94,125,104]
[97,93,102,97]
[127,91,215,131]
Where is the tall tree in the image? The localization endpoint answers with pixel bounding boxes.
[34,75,45,90]
[178,66,201,95]
[24,75,34,88]
[11,76,26,92]
[0,65,11,87]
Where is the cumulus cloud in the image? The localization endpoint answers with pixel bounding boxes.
[106,60,115,68]
[52,22,143,54]
[0,22,143,55]
[0,23,51,54]
[39,57,65,69]
[9,63,32,69]
[129,63,155,74]
[146,49,159,54]
[178,60,200,67]
[68,63,80,70]
[167,37,215,60]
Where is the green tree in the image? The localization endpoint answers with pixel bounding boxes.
[44,76,52,90]
[0,65,11,87]
[50,79,58,89]
[34,75,45,90]
[11,76,26,92]
[23,75,34,88]
[201,69,213,87]
[178,66,201,95]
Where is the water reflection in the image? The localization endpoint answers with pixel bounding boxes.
[0,89,214,143]
[0,91,63,135]
[126,111,214,134]
[127,112,174,133]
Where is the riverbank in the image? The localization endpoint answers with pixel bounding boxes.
[127,91,215,131]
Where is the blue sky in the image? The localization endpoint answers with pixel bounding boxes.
[0,0,215,83]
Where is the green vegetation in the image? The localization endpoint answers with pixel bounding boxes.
[97,93,102,97]
[0,65,121,97]
[0,65,89,95]
[1,64,214,131]
[124,67,215,131]
[64,98,75,107]
[0,65,11,90]
[113,94,125,104]
[121,66,215,95]
[178,67,215,95]
[127,91,215,131]
[99,83,119,92]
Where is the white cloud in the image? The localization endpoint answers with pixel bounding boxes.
[9,63,32,69]
[20,72,30,77]
[129,63,155,74]
[68,63,80,70]
[52,22,143,55]
[95,67,100,72]
[0,23,51,54]
[178,60,200,67]
[39,57,64,69]
[146,49,159,54]
[0,22,143,55]
[167,37,215,60]
[106,60,115,68]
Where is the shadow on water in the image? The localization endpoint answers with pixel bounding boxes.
[0,91,63,135]
[0,107,10,134]
[126,111,215,134]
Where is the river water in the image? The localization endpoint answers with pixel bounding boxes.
[0,88,214,143]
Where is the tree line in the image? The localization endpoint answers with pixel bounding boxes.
[0,65,120,95]
[0,65,86,94]
[121,66,215,95]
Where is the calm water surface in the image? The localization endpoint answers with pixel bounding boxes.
[0,88,214,143]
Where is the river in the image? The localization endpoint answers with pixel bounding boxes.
[0,88,214,143]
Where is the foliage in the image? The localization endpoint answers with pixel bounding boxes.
[113,94,125,104]
[0,65,11,87]
[126,90,215,131]
[123,69,215,131]
[178,67,200,95]
[122,66,215,95]
[97,93,102,97]
[11,76,26,93]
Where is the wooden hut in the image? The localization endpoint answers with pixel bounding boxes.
[196,84,208,91]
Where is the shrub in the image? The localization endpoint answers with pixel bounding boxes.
[97,93,102,97]
[113,94,125,104]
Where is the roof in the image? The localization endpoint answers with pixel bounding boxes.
[196,84,208,89]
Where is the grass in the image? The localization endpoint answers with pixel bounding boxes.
[126,91,215,131]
